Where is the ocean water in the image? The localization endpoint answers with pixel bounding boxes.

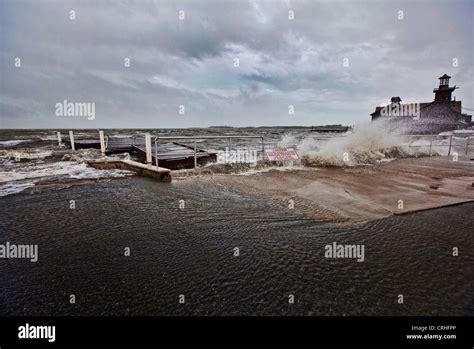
[0,127,473,316]
[0,177,473,316]
[1,125,471,197]
[0,127,341,197]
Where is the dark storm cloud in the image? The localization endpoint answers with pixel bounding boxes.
[0,0,472,128]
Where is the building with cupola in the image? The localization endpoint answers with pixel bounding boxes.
[371,74,472,134]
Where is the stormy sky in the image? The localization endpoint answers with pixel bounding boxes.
[0,0,473,128]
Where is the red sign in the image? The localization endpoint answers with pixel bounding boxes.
[265,147,299,161]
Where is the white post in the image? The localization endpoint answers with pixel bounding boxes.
[429,134,433,156]
[194,139,197,168]
[154,139,159,167]
[69,131,75,151]
[57,131,62,146]
[145,133,152,165]
[99,130,106,155]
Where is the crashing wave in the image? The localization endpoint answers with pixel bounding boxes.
[298,120,438,167]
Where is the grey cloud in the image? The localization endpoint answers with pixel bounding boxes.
[0,0,472,128]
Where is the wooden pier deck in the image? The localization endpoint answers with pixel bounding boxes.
[106,137,216,169]
[106,137,144,153]
[133,143,216,169]
[69,136,216,170]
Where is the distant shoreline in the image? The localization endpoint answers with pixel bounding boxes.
[0,125,352,131]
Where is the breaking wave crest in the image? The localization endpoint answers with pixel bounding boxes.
[300,121,415,167]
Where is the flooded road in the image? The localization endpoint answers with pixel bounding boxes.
[1,177,473,316]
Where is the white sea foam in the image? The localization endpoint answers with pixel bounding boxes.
[0,140,33,147]
[0,161,133,183]
[0,161,134,197]
[0,182,36,197]
[234,164,307,176]
[0,149,54,160]
[39,135,59,141]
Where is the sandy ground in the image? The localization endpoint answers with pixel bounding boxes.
[189,156,474,224]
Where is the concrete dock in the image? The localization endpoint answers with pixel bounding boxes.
[88,160,172,182]
[194,156,474,224]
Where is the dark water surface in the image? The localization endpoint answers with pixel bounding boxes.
[0,177,473,316]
